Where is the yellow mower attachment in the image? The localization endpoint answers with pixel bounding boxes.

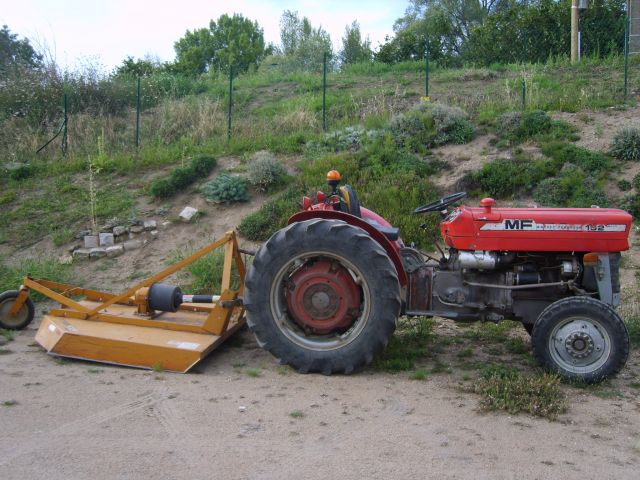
[13,231,246,372]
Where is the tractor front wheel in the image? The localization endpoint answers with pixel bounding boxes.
[244,219,401,374]
[532,297,629,383]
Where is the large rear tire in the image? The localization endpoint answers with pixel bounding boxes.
[244,219,402,374]
[532,296,629,383]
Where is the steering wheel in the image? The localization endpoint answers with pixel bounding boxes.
[414,192,467,214]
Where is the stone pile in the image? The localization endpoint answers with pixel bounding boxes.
[71,218,158,261]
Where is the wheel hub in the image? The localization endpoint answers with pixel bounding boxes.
[564,331,594,359]
[286,259,361,334]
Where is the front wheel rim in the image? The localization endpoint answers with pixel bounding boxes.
[548,315,611,375]
[269,251,371,352]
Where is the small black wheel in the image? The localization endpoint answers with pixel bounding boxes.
[244,219,401,374]
[532,297,629,383]
[0,290,35,330]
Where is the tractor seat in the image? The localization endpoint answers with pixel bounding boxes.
[339,185,399,241]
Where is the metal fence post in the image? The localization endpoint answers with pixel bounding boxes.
[624,15,630,101]
[135,76,141,148]
[425,41,430,97]
[62,91,68,156]
[228,65,233,141]
[323,52,327,132]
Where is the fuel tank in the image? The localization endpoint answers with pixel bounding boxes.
[440,198,632,252]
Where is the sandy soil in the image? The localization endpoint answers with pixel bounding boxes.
[2,118,640,479]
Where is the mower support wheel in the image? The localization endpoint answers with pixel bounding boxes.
[0,290,35,330]
[244,219,401,374]
[532,296,629,383]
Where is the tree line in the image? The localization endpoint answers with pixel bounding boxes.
[0,0,629,83]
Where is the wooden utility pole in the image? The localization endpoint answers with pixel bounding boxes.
[571,0,580,63]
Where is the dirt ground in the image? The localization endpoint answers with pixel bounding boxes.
[2,112,640,479]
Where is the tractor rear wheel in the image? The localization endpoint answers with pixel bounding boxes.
[244,219,401,374]
[532,297,629,383]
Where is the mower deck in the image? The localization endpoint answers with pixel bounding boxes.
[36,301,245,372]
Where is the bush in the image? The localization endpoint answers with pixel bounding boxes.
[497,110,577,145]
[202,174,249,203]
[388,102,473,152]
[620,193,640,218]
[464,154,554,198]
[238,186,301,240]
[610,127,640,161]
[540,142,611,174]
[247,151,287,192]
[150,154,216,199]
[617,179,632,191]
[533,165,608,208]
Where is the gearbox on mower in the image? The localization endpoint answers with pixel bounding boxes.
[244,170,632,383]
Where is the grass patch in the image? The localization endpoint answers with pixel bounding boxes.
[373,317,434,371]
[289,409,304,419]
[150,154,216,199]
[2,400,18,407]
[245,368,261,378]
[505,337,530,354]
[474,364,567,420]
[625,316,640,347]
[410,369,428,380]
[1,329,16,342]
[151,362,164,373]
[0,256,72,301]
[167,247,241,294]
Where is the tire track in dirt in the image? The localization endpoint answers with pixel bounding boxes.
[0,387,170,467]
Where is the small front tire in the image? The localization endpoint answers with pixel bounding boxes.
[532,297,629,383]
[0,290,35,330]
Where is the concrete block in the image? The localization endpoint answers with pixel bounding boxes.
[179,206,199,222]
[99,233,114,247]
[143,220,157,231]
[73,248,91,260]
[59,255,73,265]
[84,235,99,249]
[130,225,144,234]
[113,226,127,237]
[89,247,107,259]
[124,239,143,251]
[106,245,125,258]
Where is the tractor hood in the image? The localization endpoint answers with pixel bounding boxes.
[440,199,632,252]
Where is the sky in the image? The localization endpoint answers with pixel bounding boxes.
[1,0,408,72]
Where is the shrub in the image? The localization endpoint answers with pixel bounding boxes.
[247,151,287,192]
[620,193,640,218]
[202,174,249,203]
[540,142,611,174]
[533,166,608,208]
[498,110,577,144]
[238,186,301,240]
[464,154,553,198]
[388,102,473,152]
[610,127,640,161]
[618,179,632,191]
[150,154,216,199]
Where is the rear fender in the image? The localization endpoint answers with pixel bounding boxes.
[288,210,408,286]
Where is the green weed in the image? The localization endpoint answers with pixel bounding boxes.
[245,368,261,378]
[0,257,72,301]
[289,409,304,419]
[373,317,434,372]
[474,366,567,420]
[410,369,428,380]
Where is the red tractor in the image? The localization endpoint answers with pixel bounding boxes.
[245,170,632,383]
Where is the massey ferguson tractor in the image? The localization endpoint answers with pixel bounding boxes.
[244,170,632,383]
[0,171,631,383]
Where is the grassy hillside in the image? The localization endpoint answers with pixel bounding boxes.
[0,56,639,260]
